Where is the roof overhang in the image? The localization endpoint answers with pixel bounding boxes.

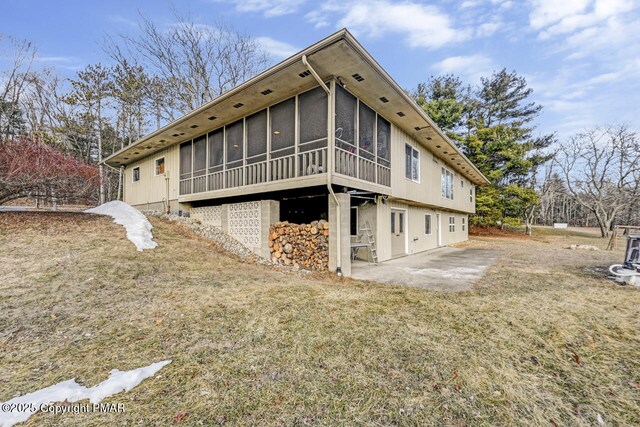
[104,29,490,185]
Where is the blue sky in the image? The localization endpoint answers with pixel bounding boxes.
[2,0,639,139]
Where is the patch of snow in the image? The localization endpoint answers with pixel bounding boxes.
[85,201,158,251]
[0,360,171,427]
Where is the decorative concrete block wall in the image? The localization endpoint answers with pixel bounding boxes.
[194,200,279,259]
[191,205,222,228]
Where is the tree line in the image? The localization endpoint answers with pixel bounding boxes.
[1,12,638,237]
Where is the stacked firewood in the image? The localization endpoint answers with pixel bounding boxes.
[269,220,329,270]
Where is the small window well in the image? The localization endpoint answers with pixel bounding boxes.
[233,103,244,108]
[298,70,311,78]
[352,73,364,82]
[261,89,273,95]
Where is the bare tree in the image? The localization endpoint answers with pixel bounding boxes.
[105,9,268,119]
[0,34,37,140]
[557,125,640,237]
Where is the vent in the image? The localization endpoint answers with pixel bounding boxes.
[436,145,441,148]
[414,126,422,131]
[134,152,139,154]
[179,132,186,136]
[426,137,432,140]
[190,124,199,129]
[124,157,129,160]
[261,89,273,95]
[352,73,364,82]
[298,70,311,78]
[233,103,244,108]
[207,115,217,121]
[145,146,151,149]
[172,133,180,137]
[379,96,389,103]
[443,151,448,154]
[397,112,406,117]
[159,139,166,143]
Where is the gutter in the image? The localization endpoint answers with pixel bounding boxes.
[302,54,342,276]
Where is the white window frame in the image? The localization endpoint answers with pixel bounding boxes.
[470,186,474,203]
[462,217,466,231]
[405,143,420,183]
[154,157,165,176]
[132,166,141,183]
[425,214,432,235]
[441,167,454,200]
[449,216,455,233]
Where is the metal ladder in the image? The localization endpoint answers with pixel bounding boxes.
[359,221,378,264]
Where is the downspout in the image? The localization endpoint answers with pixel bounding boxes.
[302,54,342,276]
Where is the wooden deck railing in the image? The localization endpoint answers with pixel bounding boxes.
[179,145,390,196]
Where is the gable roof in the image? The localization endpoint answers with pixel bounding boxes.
[104,29,489,185]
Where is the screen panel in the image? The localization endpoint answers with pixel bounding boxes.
[299,86,327,151]
[270,97,295,158]
[225,119,244,167]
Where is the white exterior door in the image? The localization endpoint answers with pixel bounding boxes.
[391,208,406,257]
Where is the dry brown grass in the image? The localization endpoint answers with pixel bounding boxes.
[1,212,639,426]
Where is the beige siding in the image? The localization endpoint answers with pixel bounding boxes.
[389,125,475,214]
[375,200,468,262]
[123,145,180,209]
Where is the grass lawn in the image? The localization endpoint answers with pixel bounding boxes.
[1,212,639,426]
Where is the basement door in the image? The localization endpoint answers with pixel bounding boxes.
[391,208,407,257]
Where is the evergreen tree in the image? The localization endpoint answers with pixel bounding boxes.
[414,69,555,231]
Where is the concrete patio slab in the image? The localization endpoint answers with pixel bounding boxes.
[351,247,501,291]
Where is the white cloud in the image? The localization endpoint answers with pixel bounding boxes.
[227,0,306,17]
[307,0,470,49]
[433,54,495,82]
[255,36,298,58]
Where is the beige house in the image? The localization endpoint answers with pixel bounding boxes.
[104,29,489,276]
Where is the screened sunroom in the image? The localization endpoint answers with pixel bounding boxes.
[177,81,392,196]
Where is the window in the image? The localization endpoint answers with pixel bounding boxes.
[461,179,464,188]
[470,186,474,203]
[193,136,206,177]
[350,206,358,236]
[377,115,391,167]
[270,97,295,158]
[208,129,224,173]
[335,85,356,150]
[179,142,192,180]
[449,216,455,233]
[399,212,404,233]
[246,110,267,164]
[225,120,243,169]
[358,102,375,160]
[391,212,396,234]
[132,166,140,182]
[441,167,454,199]
[405,144,419,182]
[154,158,165,176]
[462,217,466,232]
[425,214,432,235]
[298,86,327,151]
